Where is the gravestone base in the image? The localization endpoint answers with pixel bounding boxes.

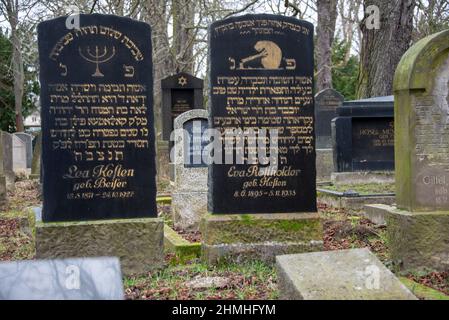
[373,205,449,272]
[331,171,394,185]
[35,216,164,276]
[172,191,207,231]
[201,213,323,265]
[316,149,333,182]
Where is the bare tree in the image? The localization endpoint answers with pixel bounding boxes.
[316,0,338,91]
[357,0,415,98]
[0,0,37,132]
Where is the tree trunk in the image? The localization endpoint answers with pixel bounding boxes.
[6,0,24,132]
[172,0,195,73]
[316,0,338,92]
[357,0,415,98]
[144,0,175,137]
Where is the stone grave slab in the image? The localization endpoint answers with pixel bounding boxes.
[0,257,124,300]
[276,248,417,300]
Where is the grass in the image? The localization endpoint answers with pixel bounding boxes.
[124,260,278,300]
[323,183,395,195]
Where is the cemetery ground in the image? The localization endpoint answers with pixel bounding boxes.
[0,179,448,300]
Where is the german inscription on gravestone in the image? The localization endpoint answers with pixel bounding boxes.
[38,14,156,222]
[209,14,316,214]
[352,118,394,163]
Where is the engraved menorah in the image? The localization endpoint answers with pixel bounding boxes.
[79,46,116,77]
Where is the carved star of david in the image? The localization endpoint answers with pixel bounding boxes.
[178,76,187,87]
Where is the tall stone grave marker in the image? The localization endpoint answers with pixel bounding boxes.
[36,14,163,275]
[172,109,208,230]
[160,72,204,181]
[202,14,322,264]
[30,132,42,180]
[315,89,344,181]
[372,29,449,271]
[1,132,15,189]
[14,132,33,168]
[315,88,344,149]
[0,132,6,206]
[12,135,27,171]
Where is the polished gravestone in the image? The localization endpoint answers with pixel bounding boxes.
[39,14,156,222]
[172,109,208,230]
[332,96,394,173]
[315,89,344,149]
[161,72,204,141]
[36,14,163,275]
[203,14,322,264]
[0,257,124,300]
[209,14,316,214]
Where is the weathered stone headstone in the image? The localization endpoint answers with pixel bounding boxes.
[14,132,33,168]
[0,257,124,300]
[202,14,322,263]
[276,249,416,300]
[373,29,449,271]
[332,96,394,175]
[35,14,163,275]
[315,88,344,149]
[30,132,42,180]
[38,15,156,222]
[1,131,15,189]
[172,109,208,230]
[161,72,204,182]
[0,133,6,206]
[12,134,27,171]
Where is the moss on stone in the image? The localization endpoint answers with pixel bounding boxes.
[201,213,322,245]
[156,196,171,205]
[400,277,449,300]
[323,183,395,195]
[164,224,201,264]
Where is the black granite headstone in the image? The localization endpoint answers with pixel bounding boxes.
[208,14,316,214]
[0,257,123,300]
[183,119,209,168]
[38,14,156,222]
[315,89,344,149]
[332,96,394,172]
[161,72,204,141]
